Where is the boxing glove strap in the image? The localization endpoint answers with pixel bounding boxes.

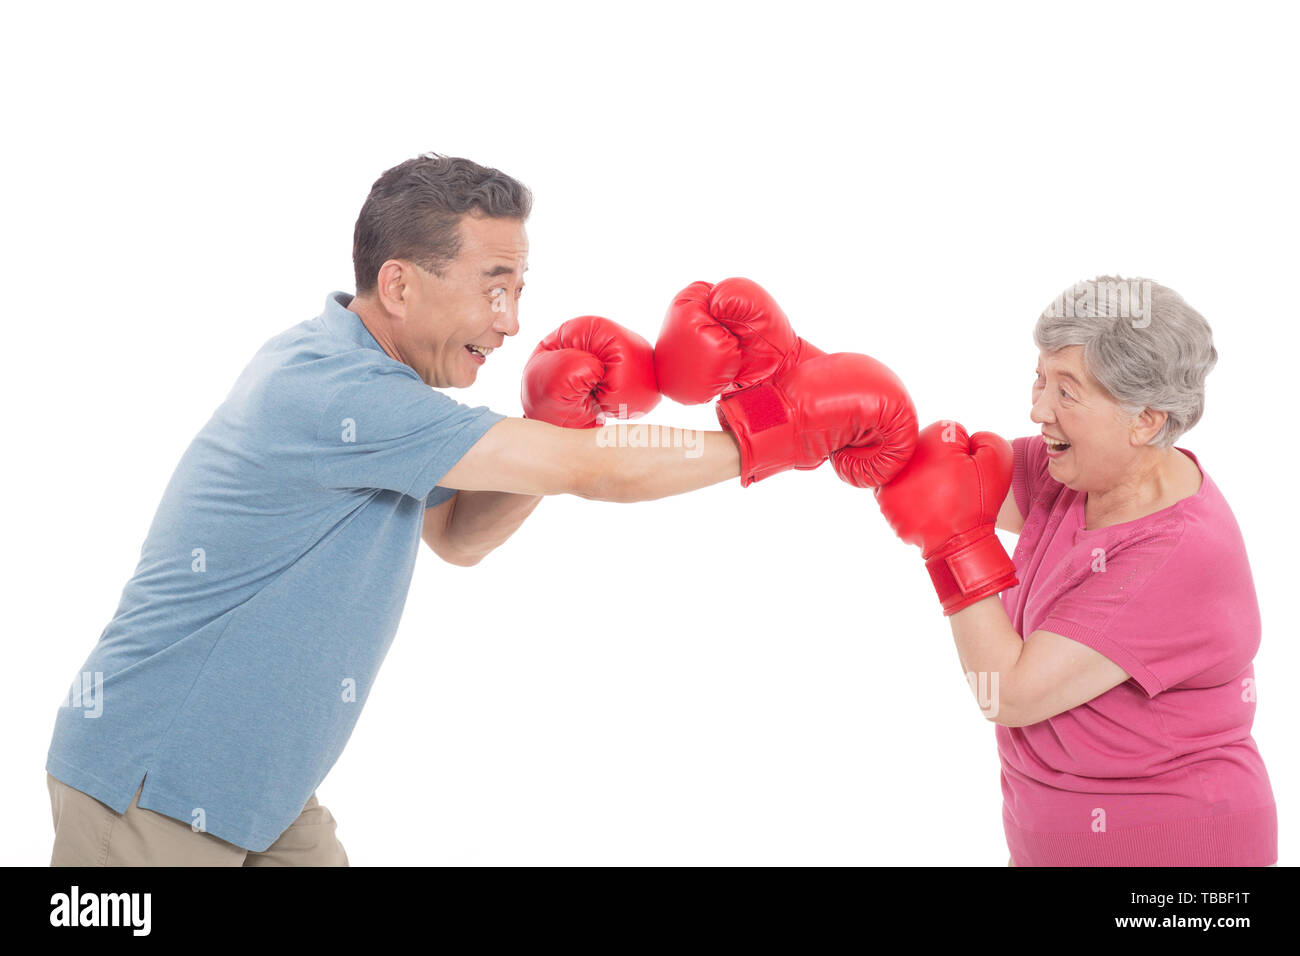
[924,531,1019,616]
[716,382,796,486]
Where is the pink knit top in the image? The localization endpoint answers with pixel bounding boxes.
[997,436,1276,865]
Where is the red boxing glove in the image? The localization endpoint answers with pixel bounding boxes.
[832,413,924,488]
[653,277,824,406]
[717,351,917,486]
[873,420,1019,615]
[521,316,660,428]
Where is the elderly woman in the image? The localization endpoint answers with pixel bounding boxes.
[860,277,1277,866]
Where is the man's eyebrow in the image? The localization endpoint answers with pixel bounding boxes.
[481,264,529,278]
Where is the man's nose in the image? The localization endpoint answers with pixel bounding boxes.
[493,298,520,337]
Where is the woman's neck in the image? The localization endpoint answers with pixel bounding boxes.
[1084,448,1202,530]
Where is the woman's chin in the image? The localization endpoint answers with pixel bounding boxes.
[1047,453,1074,479]
[1048,458,1088,491]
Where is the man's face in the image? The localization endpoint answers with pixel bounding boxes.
[396,212,528,388]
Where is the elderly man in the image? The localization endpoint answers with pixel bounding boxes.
[854,278,1277,866]
[45,152,917,865]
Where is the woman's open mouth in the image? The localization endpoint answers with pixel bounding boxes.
[1044,435,1071,457]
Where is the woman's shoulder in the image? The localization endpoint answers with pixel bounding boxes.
[1172,448,1253,557]
[1088,452,1252,593]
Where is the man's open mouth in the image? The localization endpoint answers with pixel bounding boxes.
[466,345,493,358]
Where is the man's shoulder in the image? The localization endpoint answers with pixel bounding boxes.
[250,310,413,388]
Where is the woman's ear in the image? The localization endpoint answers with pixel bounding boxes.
[1130,407,1168,446]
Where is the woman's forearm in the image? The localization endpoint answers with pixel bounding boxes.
[948,596,1025,718]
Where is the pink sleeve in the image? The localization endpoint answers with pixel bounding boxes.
[1035,521,1196,697]
[1011,436,1050,518]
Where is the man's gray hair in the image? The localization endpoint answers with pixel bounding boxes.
[352,152,533,295]
[1034,276,1217,447]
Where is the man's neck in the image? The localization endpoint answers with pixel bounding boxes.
[346,294,403,364]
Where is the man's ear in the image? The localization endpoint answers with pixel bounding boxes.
[375,259,413,318]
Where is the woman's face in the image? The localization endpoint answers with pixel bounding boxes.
[1031,346,1142,492]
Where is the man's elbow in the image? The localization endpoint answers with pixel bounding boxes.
[569,468,604,501]
[424,536,486,567]
[570,457,639,502]
[441,549,485,567]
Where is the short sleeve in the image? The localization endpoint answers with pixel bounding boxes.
[425,487,458,509]
[1011,435,1051,517]
[313,366,505,500]
[1035,521,1192,697]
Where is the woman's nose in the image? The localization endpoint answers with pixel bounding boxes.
[1030,388,1053,424]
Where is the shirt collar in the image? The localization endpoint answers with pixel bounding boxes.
[319,290,388,354]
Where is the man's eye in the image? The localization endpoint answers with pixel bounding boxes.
[1059,387,1073,401]
[489,287,506,297]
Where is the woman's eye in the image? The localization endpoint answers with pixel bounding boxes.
[490,287,506,297]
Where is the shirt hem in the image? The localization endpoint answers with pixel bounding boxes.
[46,754,279,852]
[135,778,274,852]
[1004,802,1277,866]
[45,753,141,815]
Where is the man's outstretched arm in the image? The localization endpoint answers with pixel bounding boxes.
[423,418,739,566]
[439,417,741,501]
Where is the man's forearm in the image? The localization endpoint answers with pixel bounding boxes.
[582,426,741,502]
[434,426,737,558]
[444,490,543,562]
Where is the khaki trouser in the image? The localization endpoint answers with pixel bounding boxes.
[47,772,348,866]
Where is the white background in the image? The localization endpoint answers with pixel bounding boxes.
[2,0,1296,867]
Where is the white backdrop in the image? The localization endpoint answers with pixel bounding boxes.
[3,0,1295,866]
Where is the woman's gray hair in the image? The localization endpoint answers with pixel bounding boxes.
[1034,276,1218,447]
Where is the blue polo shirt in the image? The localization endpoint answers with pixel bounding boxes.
[46,291,505,851]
